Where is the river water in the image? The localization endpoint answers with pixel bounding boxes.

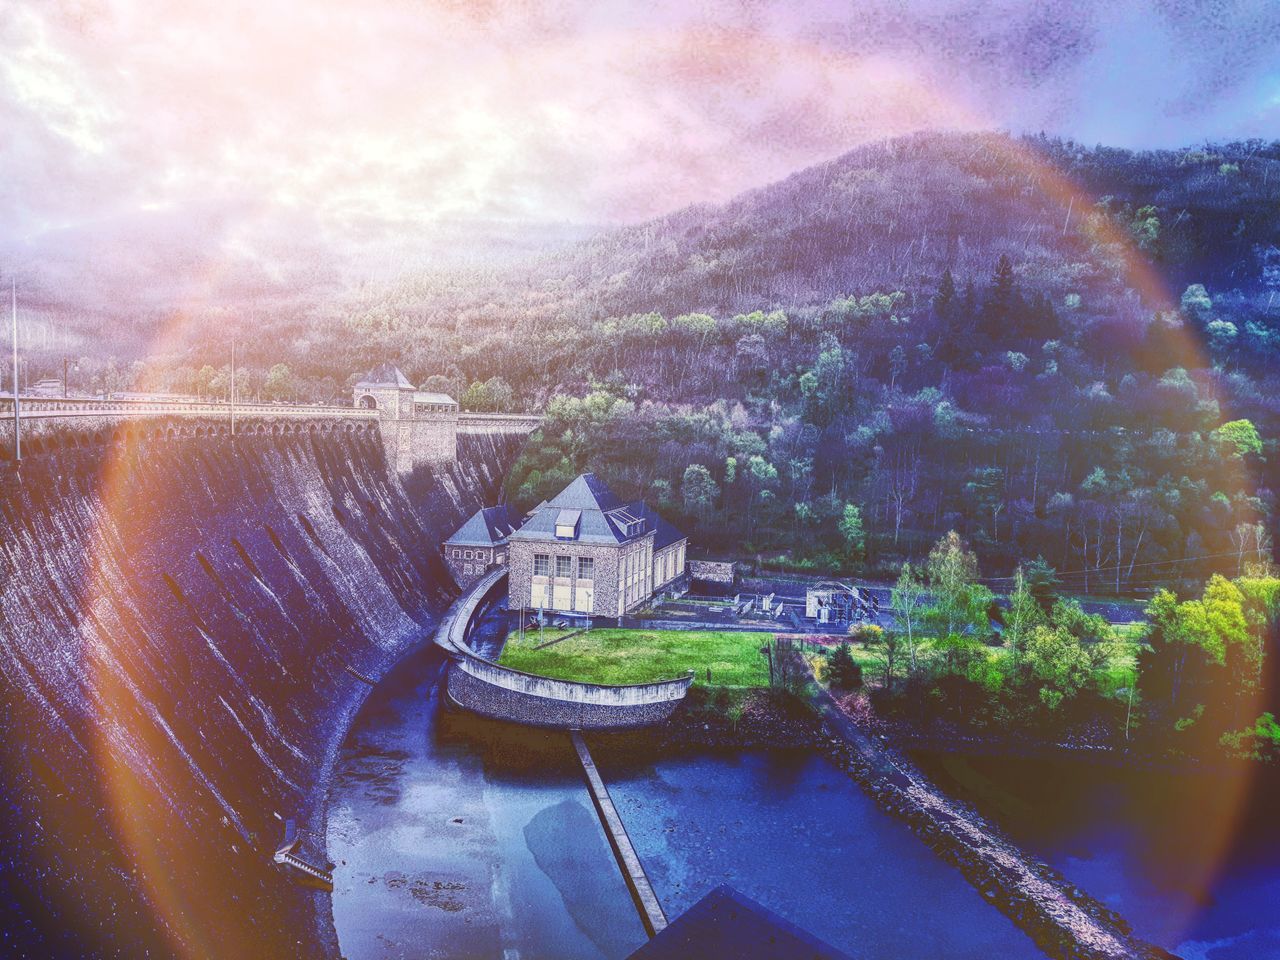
[913,751,1280,960]
[326,620,1044,959]
[597,749,1044,959]
[325,642,647,960]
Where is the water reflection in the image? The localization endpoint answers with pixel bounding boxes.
[326,641,646,960]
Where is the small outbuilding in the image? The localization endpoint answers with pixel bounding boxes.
[444,503,519,588]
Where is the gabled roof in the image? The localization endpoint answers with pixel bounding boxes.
[446,504,519,547]
[510,473,672,545]
[354,363,413,390]
[628,885,852,960]
[414,391,457,406]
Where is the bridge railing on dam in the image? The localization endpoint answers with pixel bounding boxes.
[0,397,541,466]
[0,396,543,426]
[0,396,378,420]
[437,569,693,729]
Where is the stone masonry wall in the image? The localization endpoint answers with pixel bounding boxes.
[690,559,736,585]
[445,665,687,729]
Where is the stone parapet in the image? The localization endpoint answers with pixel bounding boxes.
[436,569,692,729]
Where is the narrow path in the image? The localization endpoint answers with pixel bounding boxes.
[570,730,668,938]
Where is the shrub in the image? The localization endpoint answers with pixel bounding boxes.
[826,642,863,690]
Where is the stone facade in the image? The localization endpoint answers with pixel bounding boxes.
[505,473,686,620]
[508,533,653,619]
[653,540,687,592]
[443,503,518,589]
[445,542,504,589]
[353,364,459,475]
[445,661,689,729]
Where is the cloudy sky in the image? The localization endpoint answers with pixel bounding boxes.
[2,0,1278,312]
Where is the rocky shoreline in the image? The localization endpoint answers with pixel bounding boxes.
[595,688,1176,960]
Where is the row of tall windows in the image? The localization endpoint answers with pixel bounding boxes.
[530,553,595,614]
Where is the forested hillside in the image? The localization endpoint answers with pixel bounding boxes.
[29,131,1280,590]
[481,133,1280,591]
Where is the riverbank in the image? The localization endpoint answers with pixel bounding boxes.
[913,750,1280,959]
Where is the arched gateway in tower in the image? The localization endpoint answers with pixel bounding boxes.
[352,364,459,473]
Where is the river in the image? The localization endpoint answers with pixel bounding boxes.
[913,751,1280,960]
[326,618,1045,959]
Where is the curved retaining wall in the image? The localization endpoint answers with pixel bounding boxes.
[437,570,693,729]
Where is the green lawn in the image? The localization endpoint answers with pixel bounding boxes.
[499,628,773,687]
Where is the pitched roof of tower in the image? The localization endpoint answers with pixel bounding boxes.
[355,363,413,390]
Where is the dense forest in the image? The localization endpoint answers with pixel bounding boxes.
[15,131,1280,593]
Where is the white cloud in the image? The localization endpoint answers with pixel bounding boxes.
[0,0,1276,314]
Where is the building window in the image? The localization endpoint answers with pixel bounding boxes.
[496,552,505,565]
[555,555,572,579]
[577,556,594,580]
[574,583,594,613]
[464,550,473,560]
[533,554,550,577]
[531,583,547,607]
[453,548,461,558]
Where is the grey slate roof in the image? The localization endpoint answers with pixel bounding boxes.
[634,501,686,551]
[507,473,685,547]
[446,504,519,547]
[354,363,413,390]
[414,391,457,406]
[627,885,852,960]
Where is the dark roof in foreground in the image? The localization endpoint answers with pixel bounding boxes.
[354,363,413,390]
[550,473,624,512]
[446,504,519,546]
[628,885,853,960]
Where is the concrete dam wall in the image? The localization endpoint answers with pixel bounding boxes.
[0,426,528,958]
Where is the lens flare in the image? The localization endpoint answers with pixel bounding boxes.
[59,58,1265,960]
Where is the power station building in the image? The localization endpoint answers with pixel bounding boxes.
[505,474,687,618]
[445,473,688,618]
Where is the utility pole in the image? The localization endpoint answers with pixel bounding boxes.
[230,336,236,437]
[11,279,19,463]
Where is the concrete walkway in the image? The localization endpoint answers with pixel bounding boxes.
[570,731,668,938]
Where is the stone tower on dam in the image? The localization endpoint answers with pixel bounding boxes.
[353,364,460,474]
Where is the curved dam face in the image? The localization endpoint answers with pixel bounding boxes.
[0,427,527,959]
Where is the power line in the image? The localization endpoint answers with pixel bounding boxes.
[977,548,1268,583]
